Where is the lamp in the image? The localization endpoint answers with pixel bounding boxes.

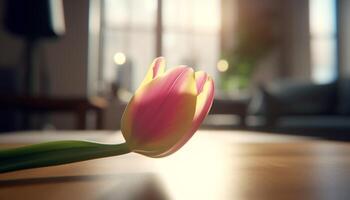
[4,0,65,95]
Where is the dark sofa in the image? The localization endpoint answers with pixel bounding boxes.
[247,79,350,139]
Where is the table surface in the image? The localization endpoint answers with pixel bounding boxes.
[0,130,349,200]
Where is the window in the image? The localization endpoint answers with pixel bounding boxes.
[309,0,338,84]
[100,0,221,92]
[162,0,221,81]
[101,0,157,92]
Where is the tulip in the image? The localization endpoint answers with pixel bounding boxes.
[0,57,214,173]
[122,57,214,157]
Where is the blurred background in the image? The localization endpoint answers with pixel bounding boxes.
[0,0,349,139]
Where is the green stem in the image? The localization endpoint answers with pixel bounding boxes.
[0,141,131,173]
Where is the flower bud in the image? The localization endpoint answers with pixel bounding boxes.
[121,57,214,157]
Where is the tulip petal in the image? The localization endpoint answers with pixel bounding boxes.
[121,66,197,156]
[138,57,165,91]
[153,74,214,157]
[194,71,208,94]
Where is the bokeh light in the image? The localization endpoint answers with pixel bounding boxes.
[113,52,126,65]
[217,59,229,72]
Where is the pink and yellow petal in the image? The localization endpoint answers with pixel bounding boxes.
[121,66,198,155]
[194,71,208,94]
[137,57,165,92]
[153,75,214,157]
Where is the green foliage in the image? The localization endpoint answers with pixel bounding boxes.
[219,25,277,92]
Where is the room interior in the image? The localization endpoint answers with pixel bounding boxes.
[1,0,350,199]
[0,0,349,136]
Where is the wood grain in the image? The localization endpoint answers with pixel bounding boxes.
[0,131,349,200]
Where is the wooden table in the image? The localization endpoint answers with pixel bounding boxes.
[0,130,349,200]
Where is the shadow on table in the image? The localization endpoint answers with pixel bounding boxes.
[0,173,169,200]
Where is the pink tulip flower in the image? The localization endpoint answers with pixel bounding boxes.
[121,57,214,157]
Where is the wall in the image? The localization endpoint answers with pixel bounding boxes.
[0,0,90,129]
[280,0,311,81]
[0,0,23,69]
[339,0,350,78]
[43,0,89,97]
[0,0,89,97]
